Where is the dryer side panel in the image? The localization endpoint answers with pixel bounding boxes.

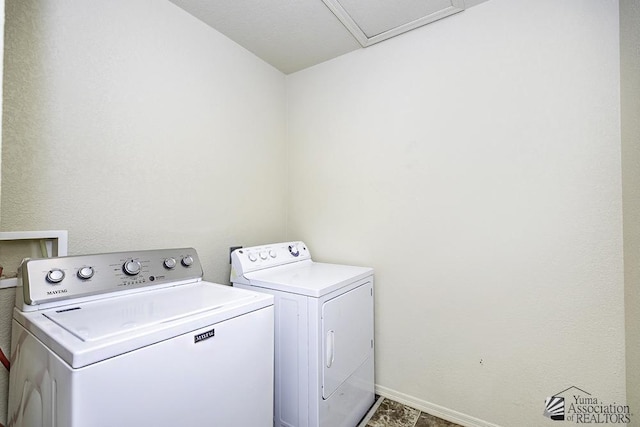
[234,283,311,427]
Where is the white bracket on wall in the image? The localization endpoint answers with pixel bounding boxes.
[0,230,68,289]
[321,0,465,47]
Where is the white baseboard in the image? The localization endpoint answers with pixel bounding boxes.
[375,385,502,427]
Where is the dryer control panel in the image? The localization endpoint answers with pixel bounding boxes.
[230,241,311,277]
[17,248,203,310]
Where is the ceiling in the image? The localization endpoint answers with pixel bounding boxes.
[168,0,489,74]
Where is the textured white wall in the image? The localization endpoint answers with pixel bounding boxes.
[286,1,624,426]
[0,1,286,424]
[1,0,287,278]
[0,2,7,426]
[621,0,640,420]
[0,0,4,219]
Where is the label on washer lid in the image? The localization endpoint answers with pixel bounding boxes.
[194,328,215,343]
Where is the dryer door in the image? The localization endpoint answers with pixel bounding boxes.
[321,281,373,399]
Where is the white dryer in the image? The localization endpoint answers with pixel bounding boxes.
[8,248,274,427]
[231,241,374,427]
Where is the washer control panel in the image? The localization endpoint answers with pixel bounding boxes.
[230,241,311,276]
[19,248,202,307]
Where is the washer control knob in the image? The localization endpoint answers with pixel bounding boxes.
[77,266,95,280]
[46,269,65,284]
[123,259,142,276]
[163,257,177,269]
[259,251,268,260]
[269,250,277,258]
[288,245,299,257]
[248,253,258,262]
[181,255,194,267]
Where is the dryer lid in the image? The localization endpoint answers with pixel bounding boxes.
[244,260,373,297]
[43,283,255,342]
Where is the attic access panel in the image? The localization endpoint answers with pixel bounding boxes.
[321,0,465,47]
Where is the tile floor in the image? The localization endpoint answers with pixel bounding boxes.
[359,397,463,427]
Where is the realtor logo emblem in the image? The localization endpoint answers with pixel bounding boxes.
[543,386,632,424]
[544,395,565,421]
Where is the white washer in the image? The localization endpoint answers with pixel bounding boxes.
[8,248,274,427]
[231,241,374,427]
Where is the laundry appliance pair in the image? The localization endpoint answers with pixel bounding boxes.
[8,242,374,427]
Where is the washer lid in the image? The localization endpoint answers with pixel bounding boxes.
[244,260,373,297]
[16,282,273,369]
[43,283,255,342]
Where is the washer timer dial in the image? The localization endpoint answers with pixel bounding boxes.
[123,259,142,276]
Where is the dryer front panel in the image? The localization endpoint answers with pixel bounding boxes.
[321,281,373,399]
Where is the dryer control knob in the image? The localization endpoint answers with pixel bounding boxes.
[181,255,194,267]
[269,250,277,258]
[163,257,177,269]
[288,245,299,257]
[77,266,95,280]
[248,253,258,262]
[123,259,142,276]
[259,251,268,260]
[46,268,65,284]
